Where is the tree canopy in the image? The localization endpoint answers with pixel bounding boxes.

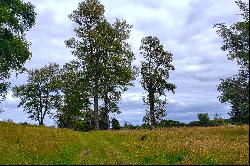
[140,36,176,129]
[0,0,36,103]
[12,63,60,125]
[65,0,136,130]
[214,0,249,124]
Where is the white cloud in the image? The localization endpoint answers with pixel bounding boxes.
[3,0,244,126]
[121,92,143,102]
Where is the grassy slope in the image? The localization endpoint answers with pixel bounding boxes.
[0,122,249,165]
[0,122,83,164]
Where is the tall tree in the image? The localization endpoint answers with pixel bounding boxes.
[0,0,36,104]
[65,0,105,130]
[66,0,136,130]
[12,63,60,125]
[214,0,249,124]
[140,36,176,129]
[98,19,137,130]
[56,60,92,130]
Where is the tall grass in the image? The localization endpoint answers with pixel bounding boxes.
[0,122,83,164]
[0,122,248,165]
[79,125,249,165]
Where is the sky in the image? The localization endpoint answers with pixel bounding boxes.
[0,0,245,126]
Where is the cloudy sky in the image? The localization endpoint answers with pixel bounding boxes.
[0,0,245,126]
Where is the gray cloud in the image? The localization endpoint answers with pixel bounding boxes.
[1,0,244,126]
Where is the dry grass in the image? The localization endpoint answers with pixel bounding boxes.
[0,122,248,165]
[0,121,83,164]
[79,125,249,165]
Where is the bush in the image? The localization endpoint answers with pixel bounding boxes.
[197,113,210,126]
[111,118,120,130]
[19,122,30,126]
[158,119,186,128]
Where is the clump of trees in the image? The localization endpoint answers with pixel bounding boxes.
[3,0,249,130]
[65,0,137,130]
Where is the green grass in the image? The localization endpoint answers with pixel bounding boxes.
[0,122,83,164]
[0,122,248,165]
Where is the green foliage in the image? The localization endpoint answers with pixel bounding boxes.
[55,60,93,131]
[197,113,210,126]
[157,119,186,128]
[140,36,176,128]
[65,0,106,130]
[217,70,249,124]
[12,63,60,125]
[187,113,232,127]
[214,0,249,124]
[123,121,142,129]
[111,118,120,130]
[66,0,136,130]
[0,0,36,103]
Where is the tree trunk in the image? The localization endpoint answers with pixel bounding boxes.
[104,94,109,130]
[41,90,49,126]
[38,87,43,126]
[40,117,44,126]
[149,89,155,129]
[93,80,99,130]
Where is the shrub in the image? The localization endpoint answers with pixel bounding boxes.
[111,118,120,130]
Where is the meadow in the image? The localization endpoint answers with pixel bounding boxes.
[0,121,248,165]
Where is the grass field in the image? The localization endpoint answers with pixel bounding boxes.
[0,121,248,165]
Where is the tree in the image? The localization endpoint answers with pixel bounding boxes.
[197,113,210,126]
[0,0,36,104]
[12,63,60,125]
[66,0,136,130]
[98,19,137,130]
[55,60,93,130]
[111,118,120,130]
[213,113,222,120]
[214,0,249,124]
[140,36,176,129]
[212,113,225,126]
[65,0,105,130]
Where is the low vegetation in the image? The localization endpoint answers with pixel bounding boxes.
[0,122,83,164]
[0,122,248,165]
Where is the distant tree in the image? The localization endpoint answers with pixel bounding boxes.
[214,0,249,124]
[213,113,222,120]
[188,121,200,127]
[12,63,60,125]
[111,118,120,130]
[123,121,132,128]
[158,119,185,128]
[66,0,136,130]
[197,113,210,126]
[140,36,176,129]
[209,114,225,126]
[0,0,36,104]
[123,121,138,129]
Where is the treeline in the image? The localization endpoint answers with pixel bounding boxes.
[2,112,234,131]
[0,0,249,130]
[122,113,234,130]
[10,0,176,131]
